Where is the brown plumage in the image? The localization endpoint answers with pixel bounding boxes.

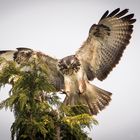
[76,8,136,81]
[0,8,136,115]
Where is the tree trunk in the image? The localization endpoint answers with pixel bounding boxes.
[56,125,61,140]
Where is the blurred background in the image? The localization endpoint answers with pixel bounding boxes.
[0,0,140,139]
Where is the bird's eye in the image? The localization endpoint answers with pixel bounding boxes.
[71,60,80,68]
[72,63,77,68]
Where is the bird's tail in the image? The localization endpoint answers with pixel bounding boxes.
[84,83,112,115]
[63,83,112,115]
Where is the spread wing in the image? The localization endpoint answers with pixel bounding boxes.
[0,47,64,90]
[76,8,136,81]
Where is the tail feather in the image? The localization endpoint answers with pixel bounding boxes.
[63,83,112,115]
[85,84,112,115]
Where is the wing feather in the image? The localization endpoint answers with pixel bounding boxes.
[76,8,136,81]
[99,10,109,21]
[0,47,64,90]
[108,8,120,17]
[115,9,129,17]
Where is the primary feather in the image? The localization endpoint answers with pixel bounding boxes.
[76,8,136,81]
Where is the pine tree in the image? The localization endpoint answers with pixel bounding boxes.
[0,58,97,140]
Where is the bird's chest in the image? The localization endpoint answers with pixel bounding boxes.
[64,73,79,93]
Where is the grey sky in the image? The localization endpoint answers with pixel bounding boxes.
[0,0,140,140]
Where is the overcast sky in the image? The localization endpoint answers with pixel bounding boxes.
[0,0,140,140]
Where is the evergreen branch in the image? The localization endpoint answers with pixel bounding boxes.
[62,113,98,128]
[0,57,96,140]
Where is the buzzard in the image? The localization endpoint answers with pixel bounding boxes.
[0,8,136,115]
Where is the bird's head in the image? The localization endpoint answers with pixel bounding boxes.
[58,55,80,75]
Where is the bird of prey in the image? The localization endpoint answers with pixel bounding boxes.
[0,8,136,115]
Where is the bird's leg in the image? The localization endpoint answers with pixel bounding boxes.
[77,69,87,94]
[78,79,86,94]
[60,89,67,94]
[65,81,70,91]
[61,81,71,97]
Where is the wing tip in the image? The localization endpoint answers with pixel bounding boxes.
[0,50,15,55]
[0,51,8,55]
[100,8,136,23]
[99,10,109,21]
[16,47,33,51]
[108,8,120,17]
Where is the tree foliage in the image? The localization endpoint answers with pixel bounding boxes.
[0,58,97,140]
